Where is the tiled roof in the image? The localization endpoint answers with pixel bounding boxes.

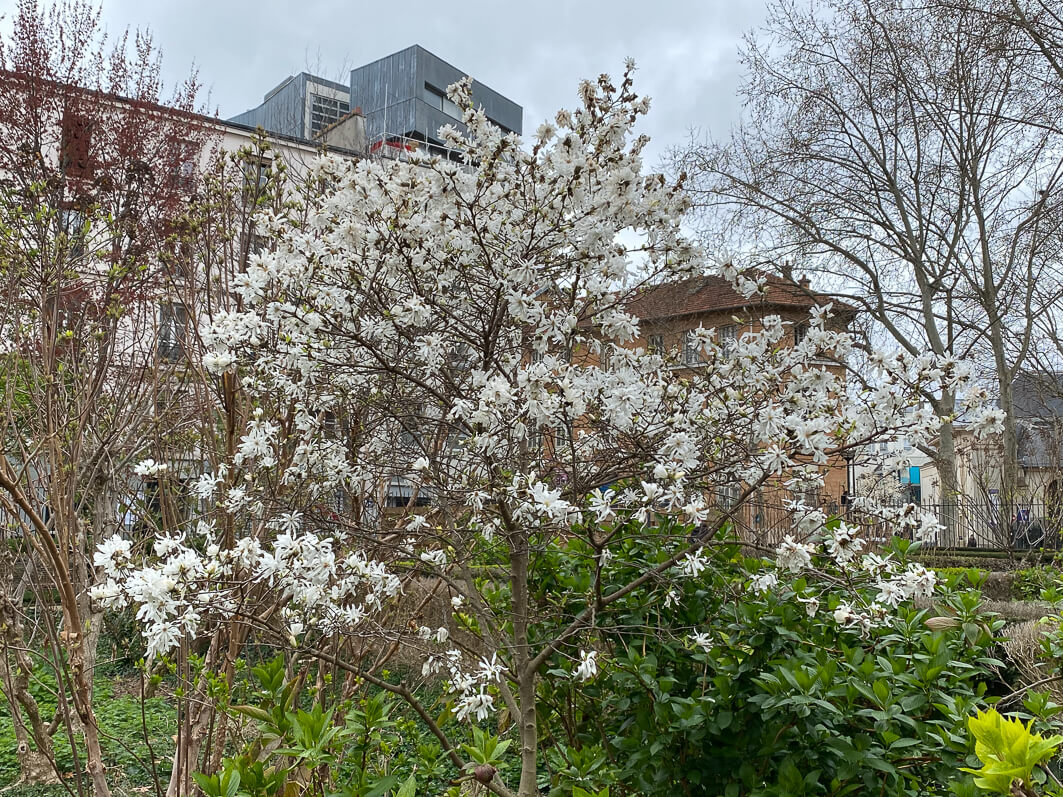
[624,271,848,322]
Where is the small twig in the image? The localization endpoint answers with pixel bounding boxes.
[996,674,1063,707]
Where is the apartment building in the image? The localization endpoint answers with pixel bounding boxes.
[0,68,371,540]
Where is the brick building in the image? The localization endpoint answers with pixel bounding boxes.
[623,271,855,542]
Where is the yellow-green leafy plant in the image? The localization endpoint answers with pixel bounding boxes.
[962,709,1063,794]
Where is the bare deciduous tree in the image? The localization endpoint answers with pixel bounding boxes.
[0,1,210,792]
[678,0,1063,538]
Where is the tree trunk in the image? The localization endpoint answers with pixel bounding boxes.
[997,371,1021,546]
[509,533,538,797]
[67,623,111,797]
[935,394,962,546]
[165,622,249,797]
[0,576,59,785]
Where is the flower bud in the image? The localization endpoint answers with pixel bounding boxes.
[924,616,961,631]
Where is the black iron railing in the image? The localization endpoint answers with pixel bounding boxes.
[731,497,1063,551]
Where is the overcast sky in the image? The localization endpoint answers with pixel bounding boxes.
[14,0,770,166]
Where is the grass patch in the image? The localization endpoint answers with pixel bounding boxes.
[0,669,175,791]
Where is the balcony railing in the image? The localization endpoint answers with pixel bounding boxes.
[367,133,465,163]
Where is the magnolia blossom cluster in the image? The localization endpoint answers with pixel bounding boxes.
[770,530,936,635]
[690,537,940,651]
[91,527,401,658]
[187,79,969,566]
[420,636,507,723]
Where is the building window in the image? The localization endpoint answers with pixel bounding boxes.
[554,421,574,456]
[717,483,741,511]
[160,220,194,280]
[794,322,809,346]
[422,83,462,121]
[648,334,664,356]
[448,343,475,372]
[719,324,737,356]
[60,109,93,178]
[398,411,421,449]
[159,303,188,361]
[245,231,270,257]
[172,140,198,193]
[243,155,272,197]
[683,330,704,366]
[309,93,350,137]
[323,411,339,439]
[385,477,432,508]
[59,208,85,260]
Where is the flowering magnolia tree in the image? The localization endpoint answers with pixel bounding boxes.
[95,66,998,796]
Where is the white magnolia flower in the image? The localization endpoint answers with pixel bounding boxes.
[876,579,907,608]
[574,650,598,682]
[202,351,235,374]
[454,690,494,722]
[826,524,865,565]
[901,564,937,599]
[678,552,708,578]
[750,571,779,595]
[860,553,897,577]
[833,602,873,636]
[971,407,1006,439]
[690,631,713,653]
[93,535,132,575]
[798,595,820,617]
[133,459,168,477]
[419,549,447,567]
[775,535,814,573]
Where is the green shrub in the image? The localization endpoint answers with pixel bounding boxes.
[530,532,1009,796]
[933,567,990,590]
[200,655,460,797]
[961,708,1063,795]
[1012,566,1062,601]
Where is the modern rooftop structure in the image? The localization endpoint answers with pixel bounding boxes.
[228,45,523,156]
[229,72,352,142]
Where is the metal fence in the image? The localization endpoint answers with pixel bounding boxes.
[730,500,803,548]
[877,499,1063,550]
[731,497,1063,551]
